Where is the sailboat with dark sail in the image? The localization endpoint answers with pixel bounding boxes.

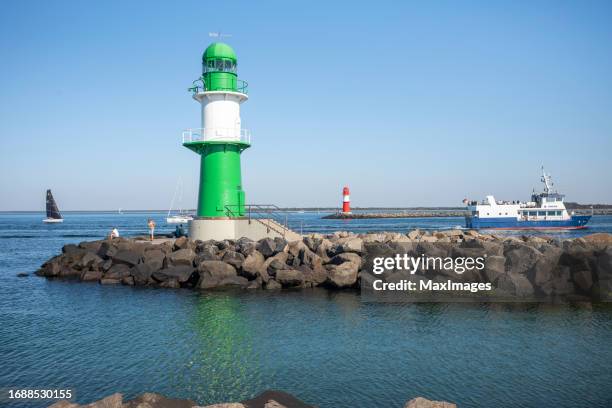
[43,189,63,223]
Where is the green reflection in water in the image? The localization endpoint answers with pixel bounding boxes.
[171,292,264,404]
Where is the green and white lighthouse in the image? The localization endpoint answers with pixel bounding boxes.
[184,43,295,241]
[183,42,249,218]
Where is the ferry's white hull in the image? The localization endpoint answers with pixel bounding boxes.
[43,218,63,223]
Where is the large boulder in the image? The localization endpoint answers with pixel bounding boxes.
[195,245,220,263]
[78,240,104,253]
[58,265,81,278]
[315,238,333,261]
[538,265,574,296]
[257,238,277,257]
[528,258,555,288]
[326,256,360,288]
[168,248,195,267]
[131,263,154,285]
[62,243,83,255]
[303,236,321,253]
[143,250,165,271]
[299,247,324,270]
[235,237,256,256]
[259,253,289,281]
[484,255,505,283]
[481,241,504,256]
[327,252,362,268]
[78,252,104,270]
[273,237,288,253]
[275,269,305,287]
[152,266,197,285]
[265,279,282,290]
[112,250,142,267]
[241,251,265,279]
[593,248,612,300]
[240,390,315,408]
[173,236,191,250]
[416,242,448,258]
[582,233,612,249]
[267,259,287,277]
[296,264,327,286]
[222,250,246,269]
[198,260,237,280]
[123,392,196,408]
[404,396,456,408]
[572,269,593,293]
[495,273,535,298]
[37,256,61,277]
[504,243,541,275]
[218,276,250,287]
[104,264,131,279]
[286,240,307,257]
[81,270,103,282]
[407,230,423,240]
[49,392,196,408]
[333,237,364,255]
[97,241,118,259]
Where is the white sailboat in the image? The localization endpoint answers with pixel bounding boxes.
[43,189,64,223]
[167,177,194,224]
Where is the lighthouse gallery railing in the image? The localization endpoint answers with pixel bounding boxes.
[182,128,251,144]
[189,78,248,95]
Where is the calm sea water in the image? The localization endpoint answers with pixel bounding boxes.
[1,212,611,407]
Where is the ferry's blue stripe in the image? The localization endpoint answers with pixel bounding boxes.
[465,215,591,229]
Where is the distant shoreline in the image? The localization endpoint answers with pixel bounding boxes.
[2,204,611,214]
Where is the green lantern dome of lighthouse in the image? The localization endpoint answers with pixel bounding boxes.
[199,42,246,94]
[202,42,237,62]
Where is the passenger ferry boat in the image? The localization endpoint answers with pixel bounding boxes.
[464,168,591,230]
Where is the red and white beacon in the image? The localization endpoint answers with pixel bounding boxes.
[341,186,351,214]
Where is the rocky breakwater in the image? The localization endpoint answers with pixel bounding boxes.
[35,235,359,291]
[35,231,612,301]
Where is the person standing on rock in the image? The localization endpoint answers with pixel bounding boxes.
[147,219,156,241]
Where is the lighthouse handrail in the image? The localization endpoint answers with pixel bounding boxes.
[182,128,251,144]
[224,204,291,238]
[189,78,248,95]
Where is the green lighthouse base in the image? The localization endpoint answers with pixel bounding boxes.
[188,218,301,242]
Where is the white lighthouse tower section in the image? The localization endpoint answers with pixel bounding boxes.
[195,91,248,142]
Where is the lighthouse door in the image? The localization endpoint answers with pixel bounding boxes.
[237,190,245,216]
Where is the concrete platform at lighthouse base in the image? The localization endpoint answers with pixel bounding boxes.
[188,217,301,242]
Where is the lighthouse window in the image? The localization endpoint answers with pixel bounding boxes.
[224,60,236,72]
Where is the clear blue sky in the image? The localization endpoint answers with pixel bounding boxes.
[1,0,611,211]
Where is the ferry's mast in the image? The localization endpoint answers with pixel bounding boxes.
[541,166,553,194]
